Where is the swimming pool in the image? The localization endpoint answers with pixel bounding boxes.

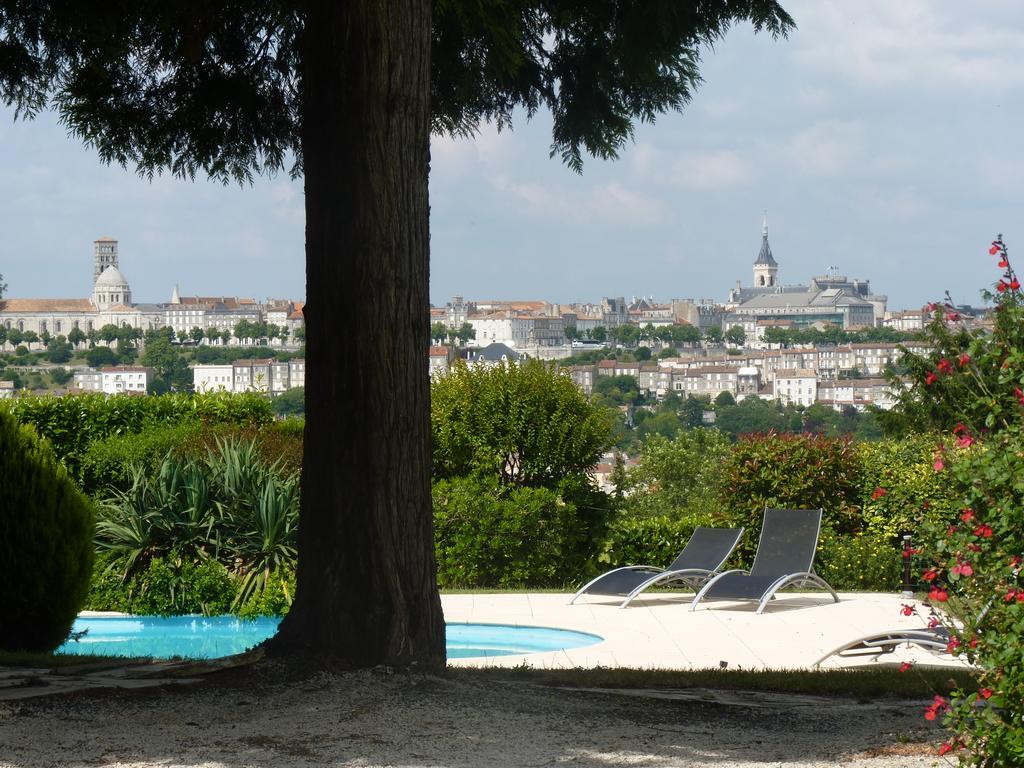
[57,616,602,660]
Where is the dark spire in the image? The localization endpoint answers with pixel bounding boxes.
[754,212,777,266]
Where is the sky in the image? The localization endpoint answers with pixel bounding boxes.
[1,0,1022,311]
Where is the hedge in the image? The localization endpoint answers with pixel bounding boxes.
[1,391,273,476]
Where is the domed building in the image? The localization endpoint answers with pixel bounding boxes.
[92,264,132,310]
[0,238,163,340]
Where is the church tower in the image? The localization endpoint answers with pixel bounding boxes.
[93,237,119,285]
[752,213,778,288]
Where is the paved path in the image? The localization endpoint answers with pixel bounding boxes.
[445,591,967,671]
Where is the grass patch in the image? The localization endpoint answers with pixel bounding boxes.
[451,665,978,699]
[0,650,151,669]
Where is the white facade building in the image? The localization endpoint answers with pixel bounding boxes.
[774,368,817,407]
[73,366,152,394]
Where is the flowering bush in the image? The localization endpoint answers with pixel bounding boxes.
[903,237,1024,765]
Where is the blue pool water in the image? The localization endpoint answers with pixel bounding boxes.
[57,616,602,660]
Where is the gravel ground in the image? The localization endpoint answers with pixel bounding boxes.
[0,663,944,768]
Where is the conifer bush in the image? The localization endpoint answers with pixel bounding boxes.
[0,410,94,652]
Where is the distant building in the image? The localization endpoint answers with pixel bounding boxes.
[774,368,817,407]
[192,358,305,393]
[73,366,152,395]
[726,216,884,328]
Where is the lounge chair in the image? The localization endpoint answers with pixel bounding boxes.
[813,626,950,667]
[569,526,744,608]
[690,507,838,614]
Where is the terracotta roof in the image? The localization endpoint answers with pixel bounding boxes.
[0,298,96,313]
[287,310,304,320]
[428,346,450,357]
[105,304,136,312]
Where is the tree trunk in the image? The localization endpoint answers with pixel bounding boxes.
[267,0,444,669]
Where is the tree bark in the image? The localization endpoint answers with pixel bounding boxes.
[267,0,444,669]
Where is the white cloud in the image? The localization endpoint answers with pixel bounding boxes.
[671,150,749,189]
[490,175,666,228]
[702,99,743,119]
[788,120,865,176]
[587,183,668,227]
[790,0,1024,88]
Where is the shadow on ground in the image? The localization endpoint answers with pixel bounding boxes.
[0,661,943,767]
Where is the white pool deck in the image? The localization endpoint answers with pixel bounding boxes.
[442,592,968,672]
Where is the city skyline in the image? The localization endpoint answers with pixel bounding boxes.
[1,0,1021,310]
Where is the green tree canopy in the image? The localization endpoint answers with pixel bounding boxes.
[0,0,794,668]
[432,360,613,487]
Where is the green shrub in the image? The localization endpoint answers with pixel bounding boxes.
[815,528,902,592]
[432,359,612,487]
[237,568,294,618]
[620,429,730,520]
[599,514,715,571]
[855,435,962,540]
[79,421,205,493]
[0,391,273,476]
[81,419,302,496]
[0,410,94,651]
[94,437,298,612]
[87,552,236,616]
[717,432,862,559]
[433,476,612,588]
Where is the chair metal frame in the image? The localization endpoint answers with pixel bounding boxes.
[569,527,744,609]
[690,508,839,614]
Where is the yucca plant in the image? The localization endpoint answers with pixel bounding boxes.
[93,437,299,613]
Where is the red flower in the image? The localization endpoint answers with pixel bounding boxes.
[946,525,958,537]
[927,616,942,628]
[900,603,915,616]
[999,259,1009,268]
[902,546,920,559]
[1017,592,1024,603]
[990,245,1001,255]
[958,353,971,366]
[974,524,994,538]
[1015,387,1024,405]
[968,636,978,648]
[946,637,961,653]
[1010,555,1022,567]
[960,508,975,522]
[899,661,913,673]
[925,302,938,312]
[924,695,948,722]
[980,688,993,699]
[998,281,1008,293]
[1011,279,1021,290]
[933,457,945,472]
[951,561,973,577]
[937,358,954,375]
[967,543,981,552]
[928,587,949,602]
[1004,589,1018,602]
[922,568,939,582]
[925,371,938,386]
[924,708,938,721]
[956,434,975,448]
[871,486,887,501]
[938,742,955,756]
